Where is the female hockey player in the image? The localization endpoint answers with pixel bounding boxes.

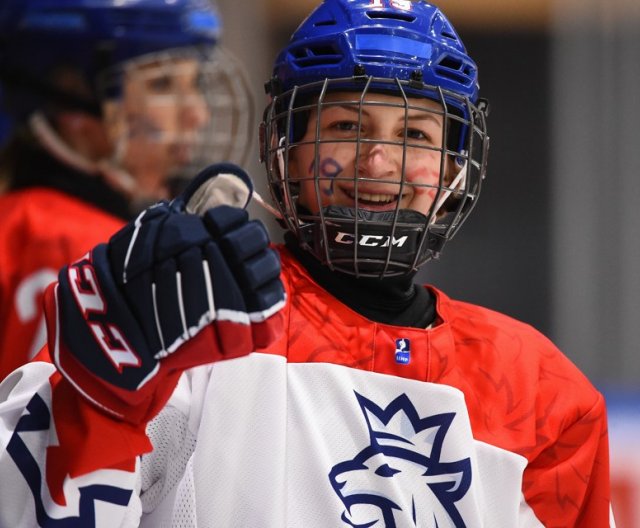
[0,0,615,526]
[0,0,252,379]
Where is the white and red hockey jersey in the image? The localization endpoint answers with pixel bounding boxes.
[0,247,615,527]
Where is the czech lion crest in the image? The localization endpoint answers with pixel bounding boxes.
[329,392,472,527]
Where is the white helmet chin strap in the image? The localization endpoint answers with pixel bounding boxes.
[28,111,138,198]
[252,189,284,219]
[252,134,287,220]
[429,158,468,224]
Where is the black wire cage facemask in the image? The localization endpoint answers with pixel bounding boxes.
[262,76,490,279]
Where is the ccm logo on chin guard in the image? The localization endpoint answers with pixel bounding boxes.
[334,232,409,248]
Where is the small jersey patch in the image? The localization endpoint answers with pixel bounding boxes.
[395,338,410,364]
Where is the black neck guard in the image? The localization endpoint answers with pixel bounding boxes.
[285,232,436,329]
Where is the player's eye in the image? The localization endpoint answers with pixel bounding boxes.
[331,121,360,133]
[375,464,401,477]
[405,128,430,141]
[147,74,174,93]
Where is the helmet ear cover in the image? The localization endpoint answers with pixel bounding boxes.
[0,62,102,118]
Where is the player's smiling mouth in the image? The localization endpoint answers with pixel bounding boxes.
[341,187,407,210]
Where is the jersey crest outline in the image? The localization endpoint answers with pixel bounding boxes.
[329,391,472,527]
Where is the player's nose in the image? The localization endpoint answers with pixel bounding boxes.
[357,141,400,180]
[180,93,210,130]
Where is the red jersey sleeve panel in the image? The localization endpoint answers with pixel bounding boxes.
[265,245,611,527]
[436,291,610,527]
[0,188,124,379]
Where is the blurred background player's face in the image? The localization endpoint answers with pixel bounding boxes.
[288,92,452,216]
[103,56,211,200]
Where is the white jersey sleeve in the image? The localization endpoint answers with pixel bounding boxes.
[0,362,138,527]
[0,358,212,528]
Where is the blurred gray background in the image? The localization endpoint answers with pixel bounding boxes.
[216,0,640,390]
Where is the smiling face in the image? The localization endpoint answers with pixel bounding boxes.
[287,91,454,217]
[103,55,212,200]
[262,82,487,277]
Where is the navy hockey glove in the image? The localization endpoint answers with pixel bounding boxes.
[44,163,285,424]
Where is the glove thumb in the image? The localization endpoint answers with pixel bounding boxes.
[171,162,254,216]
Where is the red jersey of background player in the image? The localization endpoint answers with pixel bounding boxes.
[0,187,123,379]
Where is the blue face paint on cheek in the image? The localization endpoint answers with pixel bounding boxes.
[309,158,343,196]
[127,117,163,141]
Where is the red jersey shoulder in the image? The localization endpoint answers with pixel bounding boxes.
[0,188,123,248]
[434,285,590,385]
[431,286,602,455]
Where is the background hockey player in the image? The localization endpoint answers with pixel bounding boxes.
[0,0,252,379]
[0,0,616,526]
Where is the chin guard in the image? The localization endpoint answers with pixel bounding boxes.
[302,206,447,278]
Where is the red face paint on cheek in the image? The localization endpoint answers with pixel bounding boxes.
[404,167,440,195]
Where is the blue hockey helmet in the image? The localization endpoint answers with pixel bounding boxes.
[267,0,479,110]
[0,0,221,119]
[262,0,490,278]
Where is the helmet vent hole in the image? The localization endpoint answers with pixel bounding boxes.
[433,14,462,45]
[438,56,462,71]
[435,56,474,85]
[289,44,342,67]
[366,11,416,23]
[314,19,337,27]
